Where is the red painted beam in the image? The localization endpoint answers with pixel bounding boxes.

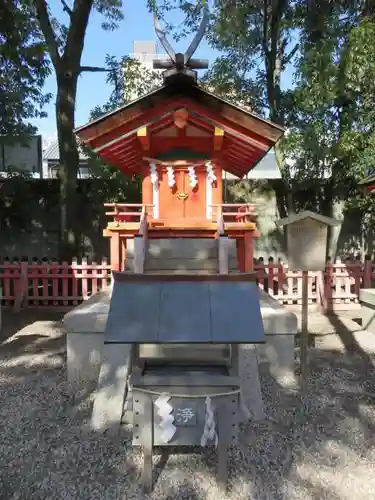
[224,144,255,163]
[225,138,259,155]
[88,98,189,149]
[86,96,271,153]
[218,156,246,178]
[179,100,270,150]
[106,139,136,155]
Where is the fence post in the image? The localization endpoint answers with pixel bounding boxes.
[277,259,284,299]
[14,261,27,312]
[363,258,372,289]
[324,262,333,313]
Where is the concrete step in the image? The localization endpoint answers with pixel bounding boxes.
[125,238,238,259]
[145,258,218,272]
[123,237,240,272]
[142,269,217,275]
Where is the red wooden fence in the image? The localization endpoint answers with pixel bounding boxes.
[0,258,110,310]
[0,257,372,311]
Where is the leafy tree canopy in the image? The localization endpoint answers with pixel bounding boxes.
[0,1,51,141]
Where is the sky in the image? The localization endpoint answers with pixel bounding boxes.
[32,2,294,141]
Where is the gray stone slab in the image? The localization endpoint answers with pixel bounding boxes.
[360,289,375,334]
[238,344,265,421]
[63,288,112,333]
[359,288,375,304]
[105,280,265,344]
[105,282,160,343]
[158,282,211,342]
[259,289,297,335]
[210,282,265,343]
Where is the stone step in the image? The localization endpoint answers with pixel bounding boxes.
[125,238,238,260]
[142,269,217,275]
[123,237,240,272]
[145,258,238,271]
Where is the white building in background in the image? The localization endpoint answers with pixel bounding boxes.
[124,41,166,101]
[0,135,43,178]
[42,140,90,179]
[130,40,167,69]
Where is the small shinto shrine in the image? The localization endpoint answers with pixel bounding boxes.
[75,54,284,273]
[70,14,289,492]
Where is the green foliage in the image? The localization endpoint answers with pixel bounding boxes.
[166,2,375,213]
[0,1,51,138]
[90,55,162,120]
[86,51,163,196]
[0,171,56,231]
[81,141,142,203]
[285,12,375,197]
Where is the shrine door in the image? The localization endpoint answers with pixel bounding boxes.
[158,167,206,220]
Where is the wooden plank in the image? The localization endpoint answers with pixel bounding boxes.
[158,282,211,342]
[105,282,161,343]
[209,281,265,343]
[217,400,230,491]
[131,373,240,387]
[140,393,153,493]
[113,271,257,283]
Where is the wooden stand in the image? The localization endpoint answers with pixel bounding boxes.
[300,270,309,393]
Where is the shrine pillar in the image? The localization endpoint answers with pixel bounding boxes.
[110,232,122,272]
[236,233,254,273]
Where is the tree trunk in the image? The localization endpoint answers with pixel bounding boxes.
[56,72,79,261]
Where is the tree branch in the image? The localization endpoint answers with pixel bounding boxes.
[79,66,111,73]
[61,0,73,17]
[34,0,61,68]
[64,0,94,65]
[284,43,299,66]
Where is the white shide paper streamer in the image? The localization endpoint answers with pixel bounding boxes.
[188,166,198,188]
[167,166,175,187]
[200,396,218,448]
[154,393,176,443]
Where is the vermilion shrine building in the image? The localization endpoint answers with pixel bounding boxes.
[75,72,284,272]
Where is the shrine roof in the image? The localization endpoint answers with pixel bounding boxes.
[75,77,285,178]
[105,273,265,344]
[358,172,375,190]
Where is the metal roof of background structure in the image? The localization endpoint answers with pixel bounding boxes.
[43,140,88,162]
[223,149,281,180]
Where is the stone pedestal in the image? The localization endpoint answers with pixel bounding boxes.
[64,289,111,383]
[360,288,375,334]
[64,288,298,386]
[257,290,297,386]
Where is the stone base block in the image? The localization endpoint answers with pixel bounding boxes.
[64,289,298,386]
[67,333,103,383]
[256,335,297,387]
[360,288,375,334]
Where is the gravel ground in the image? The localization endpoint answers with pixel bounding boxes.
[1,313,375,500]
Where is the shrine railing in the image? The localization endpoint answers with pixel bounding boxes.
[0,257,371,311]
[104,203,154,226]
[211,203,257,223]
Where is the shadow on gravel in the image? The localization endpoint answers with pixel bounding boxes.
[0,310,375,499]
[0,309,65,344]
